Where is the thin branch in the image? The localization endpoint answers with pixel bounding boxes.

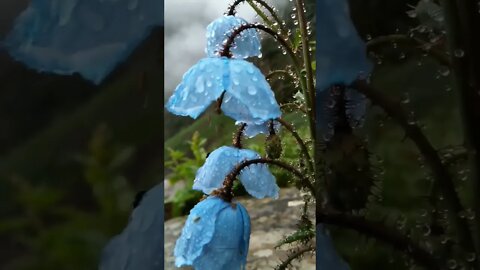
[227,0,284,30]
[317,209,443,270]
[266,69,295,81]
[232,123,247,148]
[294,0,316,139]
[351,79,475,255]
[277,118,314,173]
[280,103,307,114]
[275,246,315,270]
[366,34,450,66]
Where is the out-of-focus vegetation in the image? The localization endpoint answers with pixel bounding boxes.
[0,27,163,269]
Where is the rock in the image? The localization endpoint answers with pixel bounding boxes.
[164,188,316,269]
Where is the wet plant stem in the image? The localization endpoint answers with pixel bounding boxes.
[277,118,313,174]
[316,209,443,270]
[352,79,476,259]
[294,0,316,140]
[440,0,480,264]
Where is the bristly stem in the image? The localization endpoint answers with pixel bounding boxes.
[294,0,316,140]
[440,0,480,260]
[366,34,450,66]
[216,158,316,202]
[317,209,443,270]
[352,79,475,256]
[233,123,247,148]
[275,246,315,270]
[277,118,314,174]
[227,0,285,33]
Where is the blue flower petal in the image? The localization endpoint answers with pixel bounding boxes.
[193,146,279,199]
[99,184,164,270]
[206,15,261,59]
[316,224,351,270]
[175,197,250,270]
[238,202,251,261]
[192,201,250,270]
[165,58,225,118]
[3,0,162,84]
[174,196,230,267]
[238,150,279,199]
[242,120,281,138]
[223,59,281,122]
[316,0,373,92]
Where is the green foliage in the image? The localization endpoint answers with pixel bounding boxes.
[0,125,135,270]
[165,131,206,217]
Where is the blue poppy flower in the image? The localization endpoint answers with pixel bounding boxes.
[317,224,351,269]
[165,57,281,124]
[3,0,162,84]
[99,184,164,270]
[316,0,373,92]
[206,15,261,59]
[174,196,251,270]
[193,146,279,199]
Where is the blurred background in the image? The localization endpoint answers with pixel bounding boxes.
[0,1,163,269]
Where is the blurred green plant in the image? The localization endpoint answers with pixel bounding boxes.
[0,125,135,270]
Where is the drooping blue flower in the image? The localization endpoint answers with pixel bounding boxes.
[206,15,261,59]
[317,224,351,270]
[99,184,164,270]
[174,196,251,270]
[193,146,279,199]
[3,0,162,84]
[166,57,281,125]
[315,0,373,92]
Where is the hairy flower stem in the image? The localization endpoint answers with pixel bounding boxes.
[277,118,314,174]
[216,158,316,202]
[352,79,476,258]
[220,23,316,148]
[227,0,287,34]
[232,123,247,148]
[275,246,315,270]
[366,34,450,66]
[316,209,443,270]
[294,0,316,139]
[440,0,480,261]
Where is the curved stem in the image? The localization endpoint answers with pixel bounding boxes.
[275,246,315,270]
[227,0,284,31]
[217,158,315,201]
[280,103,307,114]
[352,79,475,255]
[317,209,443,270]
[277,118,314,173]
[266,69,295,81]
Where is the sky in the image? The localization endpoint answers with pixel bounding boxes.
[164,0,287,95]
